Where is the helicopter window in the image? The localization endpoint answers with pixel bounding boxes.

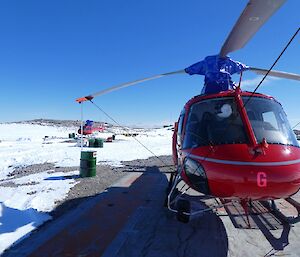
[182,97,248,148]
[262,111,278,130]
[177,109,185,146]
[242,97,299,147]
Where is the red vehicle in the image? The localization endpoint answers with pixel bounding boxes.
[78,120,105,135]
[167,87,300,222]
[76,0,300,223]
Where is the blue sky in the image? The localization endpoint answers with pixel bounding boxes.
[0,0,299,127]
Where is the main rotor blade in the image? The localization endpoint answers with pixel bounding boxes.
[76,69,186,103]
[220,0,286,57]
[249,67,300,81]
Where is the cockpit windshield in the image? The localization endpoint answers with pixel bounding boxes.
[183,97,248,149]
[242,96,299,147]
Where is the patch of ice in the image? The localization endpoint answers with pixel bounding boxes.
[0,123,173,253]
[0,124,173,177]
[0,170,79,254]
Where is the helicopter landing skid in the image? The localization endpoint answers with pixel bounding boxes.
[165,174,224,223]
[262,197,300,224]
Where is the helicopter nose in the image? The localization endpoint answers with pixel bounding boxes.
[204,163,300,200]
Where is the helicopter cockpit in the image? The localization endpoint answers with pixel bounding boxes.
[183,97,247,148]
[183,96,299,149]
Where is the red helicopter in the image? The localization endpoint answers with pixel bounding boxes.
[77,120,105,135]
[76,0,300,223]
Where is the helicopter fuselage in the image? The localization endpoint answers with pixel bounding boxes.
[173,89,300,200]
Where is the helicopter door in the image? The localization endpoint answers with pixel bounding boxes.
[177,109,185,148]
[175,109,186,165]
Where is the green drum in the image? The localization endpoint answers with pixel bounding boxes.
[88,138,95,147]
[80,151,97,177]
[69,133,76,138]
[94,138,104,148]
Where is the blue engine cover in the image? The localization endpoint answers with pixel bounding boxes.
[185,55,248,94]
[85,120,94,126]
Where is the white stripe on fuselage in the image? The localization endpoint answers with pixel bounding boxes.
[188,154,300,166]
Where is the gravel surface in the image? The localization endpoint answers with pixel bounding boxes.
[55,155,174,218]
[2,155,174,220]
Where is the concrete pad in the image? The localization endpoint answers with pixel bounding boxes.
[3,170,300,257]
[103,194,300,257]
[102,177,300,257]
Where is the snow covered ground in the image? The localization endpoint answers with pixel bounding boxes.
[0,123,172,254]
